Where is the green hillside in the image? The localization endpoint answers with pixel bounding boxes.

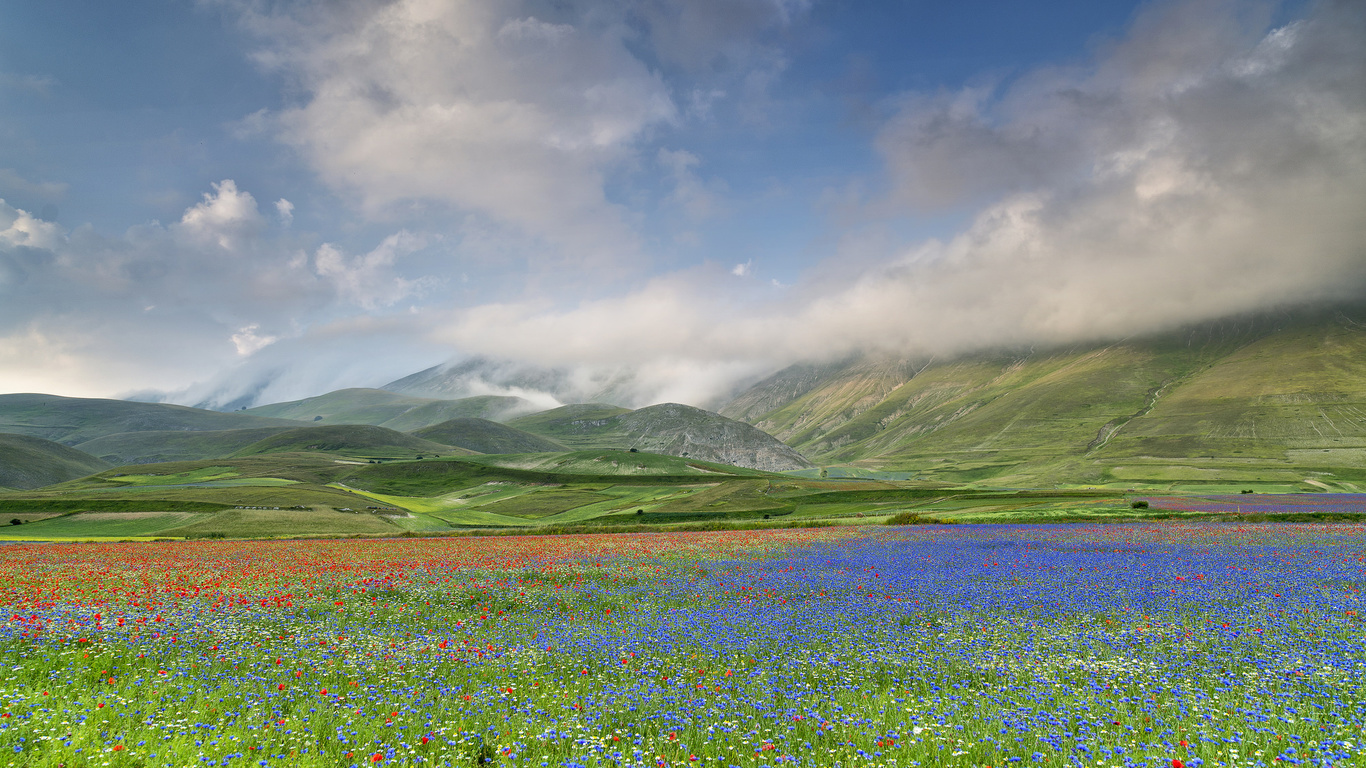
[4,446,1345,540]
[410,417,566,454]
[0,433,111,490]
[244,388,532,430]
[0,393,301,445]
[230,424,466,459]
[0,450,795,538]
[508,403,812,472]
[505,403,633,440]
[74,427,298,465]
[723,309,1366,489]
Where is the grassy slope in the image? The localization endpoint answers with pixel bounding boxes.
[73,427,297,465]
[0,449,778,537]
[230,424,470,459]
[410,418,566,454]
[0,393,301,445]
[0,456,412,538]
[341,450,762,496]
[3,447,1356,537]
[244,388,532,430]
[505,404,634,447]
[727,311,1366,489]
[747,346,1194,482]
[0,433,111,489]
[508,403,813,471]
[1095,319,1366,486]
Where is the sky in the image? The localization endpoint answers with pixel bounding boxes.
[1,0,1363,409]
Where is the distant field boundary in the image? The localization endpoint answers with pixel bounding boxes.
[0,499,232,514]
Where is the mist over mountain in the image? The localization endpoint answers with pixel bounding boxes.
[3,0,1362,422]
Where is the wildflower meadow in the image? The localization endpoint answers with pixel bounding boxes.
[0,523,1363,768]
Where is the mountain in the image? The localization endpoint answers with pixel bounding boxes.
[409,418,566,454]
[508,402,813,472]
[721,308,1366,487]
[231,425,466,459]
[244,388,534,430]
[0,393,303,446]
[0,434,111,490]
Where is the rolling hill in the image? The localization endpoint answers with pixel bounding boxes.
[0,393,302,445]
[243,388,534,430]
[409,417,566,454]
[721,308,1366,488]
[0,434,111,490]
[230,424,467,459]
[73,427,298,465]
[508,402,813,472]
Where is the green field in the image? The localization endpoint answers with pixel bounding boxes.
[0,433,111,490]
[2,430,1363,541]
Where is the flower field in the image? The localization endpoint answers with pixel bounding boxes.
[0,523,1363,768]
[1140,495,1366,517]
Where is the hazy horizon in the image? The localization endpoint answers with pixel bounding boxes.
[2,0,1363,410]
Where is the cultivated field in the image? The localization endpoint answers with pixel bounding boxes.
[0,523,1362,767]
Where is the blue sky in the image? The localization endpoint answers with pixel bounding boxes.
[0,0,1361,408]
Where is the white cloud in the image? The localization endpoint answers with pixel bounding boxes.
[0,202,64,251]
[177,179,265,250]
[233,0,679,264]
[313,231,427,311]
[419,0,1366,406]
[230,324,278,356]
[274,198,294,226]
[731,260,752,277]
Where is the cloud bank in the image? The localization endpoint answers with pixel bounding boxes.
[427,0,1366,402]
[3,0,1363,411]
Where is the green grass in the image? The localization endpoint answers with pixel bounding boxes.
[409,417,566,453]
[0,433,111,490]
[0,392,300,445]
[73,426,298,465]
[5,441,1362,539]
[244,388,531,430]
[160,507,401,538]
[231,425,464,459]
[508,403,813,472]
[9,511,211,538]
[0,498,232,514]
[726,309,1366,488]
[475,488,614,518]
[460,449,767,477]
[504,403,633,444]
